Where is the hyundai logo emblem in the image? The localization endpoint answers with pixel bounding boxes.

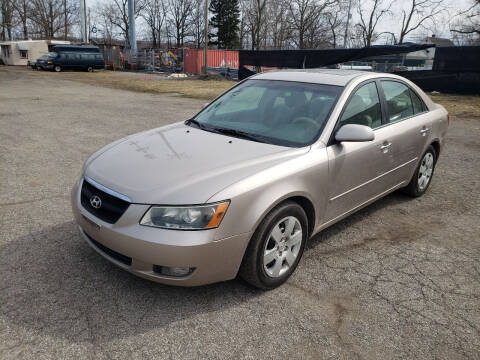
[89,195,102,209]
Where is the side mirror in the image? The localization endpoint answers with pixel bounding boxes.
[335,124,374,142]
[203,103,209,108]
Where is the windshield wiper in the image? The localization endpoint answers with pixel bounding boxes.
[208,127,268,143]
[185,118,208,129]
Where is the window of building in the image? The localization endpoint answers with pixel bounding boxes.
[20,50,28,59]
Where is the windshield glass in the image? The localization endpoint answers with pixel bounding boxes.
[193,79,343,147]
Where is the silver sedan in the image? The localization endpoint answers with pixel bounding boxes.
[71,69,449,289]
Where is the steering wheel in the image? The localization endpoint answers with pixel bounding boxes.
[292,116,320,130]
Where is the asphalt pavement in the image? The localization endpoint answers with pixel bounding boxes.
[1,67,479,359]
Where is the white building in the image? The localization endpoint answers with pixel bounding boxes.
[0,40,70,66]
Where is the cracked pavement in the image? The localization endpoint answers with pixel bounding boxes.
[0,67,479,359]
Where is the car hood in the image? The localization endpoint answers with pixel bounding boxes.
[85,122,309,204]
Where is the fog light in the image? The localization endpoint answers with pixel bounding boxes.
[153,265,193,277]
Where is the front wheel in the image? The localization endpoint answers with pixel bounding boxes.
[239,201,308,290]
[54,65,62,72]
[403,145,437,197]
[87,66,94,72]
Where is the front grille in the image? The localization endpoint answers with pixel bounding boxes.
[84,232,132,266]
[81,179,130,224]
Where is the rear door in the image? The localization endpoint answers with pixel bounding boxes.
[324,81,398,223]
[377,80,433,184]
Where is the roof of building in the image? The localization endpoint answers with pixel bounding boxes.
[0,40,70,46]
[252,69,370,86]
[426,37,454,47]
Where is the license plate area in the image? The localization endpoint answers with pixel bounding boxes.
[81,213,101,231]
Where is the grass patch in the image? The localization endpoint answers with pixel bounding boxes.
[60,71,234,100]
[429,93,480,118]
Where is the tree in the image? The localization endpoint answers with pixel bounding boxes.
[288,0,336,49]
[97,0,145,46]
[267,0,293,49]
[241,0,267,50]
[325,0,350,48]
[209,0,240,48]
[12,0,29,39]
[397,0,446,44]
[0,0,15,40]
[356,0,392,47]
[191,0,204,48]
[141,0,167,47]
[450,0,479,37]
[28,0,64,38]
[167,0,194,48]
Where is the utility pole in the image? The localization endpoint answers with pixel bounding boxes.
[343,0,352,48]
[80,0,88,43]
[203,0,208,75]
[128,0,137,69]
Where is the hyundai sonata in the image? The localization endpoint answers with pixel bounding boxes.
[71,69,449,289]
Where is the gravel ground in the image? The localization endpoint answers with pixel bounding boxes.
[1,67,479,359]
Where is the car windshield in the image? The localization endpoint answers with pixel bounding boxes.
[192,79,343,147]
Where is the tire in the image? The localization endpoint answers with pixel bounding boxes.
[239,201,308,290]
[54,65,62,72]
[87,66,94,72]
[403,145,437,197]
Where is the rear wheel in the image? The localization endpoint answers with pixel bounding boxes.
[87,66,94,72]
[403,145,437,197]
[54,65,62,72]
[239,201,308,290]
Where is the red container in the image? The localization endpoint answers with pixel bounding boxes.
[184,49,239,74]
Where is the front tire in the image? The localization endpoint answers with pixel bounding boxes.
[403,145,437,197]
[239,201,308,290]
[54,65,62,72]
[87,66,94,72]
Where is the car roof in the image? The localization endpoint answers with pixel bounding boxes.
[251,69,372,87]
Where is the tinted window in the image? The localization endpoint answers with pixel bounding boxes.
[382,81,414,123]
[340,82,382,129]
[410,89,426,114]
[194,79,342,147]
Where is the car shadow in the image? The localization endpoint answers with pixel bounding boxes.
[0,191,414,344]
[306,190,415,250]
[0,220,260,343]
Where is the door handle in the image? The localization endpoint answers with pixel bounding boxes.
[420,127,430,136]
[380,142,392,153]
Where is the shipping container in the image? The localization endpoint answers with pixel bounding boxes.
[184,49,239,74]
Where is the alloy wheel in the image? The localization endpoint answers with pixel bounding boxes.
[418,152,434,191]
[263,216,302,278]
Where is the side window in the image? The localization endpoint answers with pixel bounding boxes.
[340,82,382,129]
[410,89,427,114]
[381,80,414,123]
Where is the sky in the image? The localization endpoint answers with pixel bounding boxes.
[83,0,475,43]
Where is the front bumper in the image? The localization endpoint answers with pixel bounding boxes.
[71,179,251,286]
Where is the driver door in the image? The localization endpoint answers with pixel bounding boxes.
[324,81,395,223]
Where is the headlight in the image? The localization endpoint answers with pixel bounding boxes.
[140,201,229,230]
